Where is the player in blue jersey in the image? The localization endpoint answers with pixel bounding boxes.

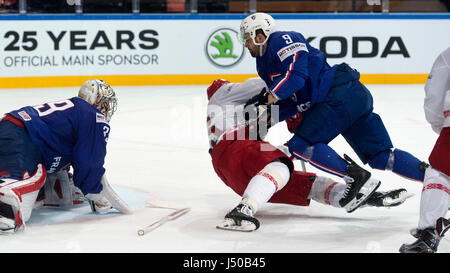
[239,13,428,210]
[0,79,131,234]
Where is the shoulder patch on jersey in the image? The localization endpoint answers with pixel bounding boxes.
[18,110,32,121]
[277,42,308,62]
[96,112,108,124]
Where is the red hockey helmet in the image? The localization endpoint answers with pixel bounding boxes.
[207,79,230,100]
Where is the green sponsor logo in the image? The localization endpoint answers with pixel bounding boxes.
[205,28,244,68]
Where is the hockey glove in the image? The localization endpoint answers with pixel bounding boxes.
[245,104,272,141]
[285,113,303,134]
[244,87,269,108]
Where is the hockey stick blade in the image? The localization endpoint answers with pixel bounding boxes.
[137,207,190,236]
[146,198,183,210]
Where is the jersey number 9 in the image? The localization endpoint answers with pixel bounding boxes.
[282,34,293,45]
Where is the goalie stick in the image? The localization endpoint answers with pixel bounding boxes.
[137,207,190,236]
[145,198,184,210]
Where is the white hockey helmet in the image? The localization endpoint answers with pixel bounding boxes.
[78,79,117,122]
[239,12,276,46]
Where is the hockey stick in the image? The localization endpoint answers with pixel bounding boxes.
[300,160,307,172]
[137,207,190,236]
[145,198,183,210]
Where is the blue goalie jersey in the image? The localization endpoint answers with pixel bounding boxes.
[9,97,110,195]
[256,31,337,116]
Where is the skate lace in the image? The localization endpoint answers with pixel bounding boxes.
[342,176,355,198]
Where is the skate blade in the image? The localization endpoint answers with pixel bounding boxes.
[345,178,381,213]
[399,244,411,253]
[383,192,414,207]
[216,219,257,232]
[0,229,15,235]
[399,243,435,253]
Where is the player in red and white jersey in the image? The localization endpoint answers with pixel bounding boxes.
[207,78,411,232]
[400,47,450,253]
[207,78,266,149]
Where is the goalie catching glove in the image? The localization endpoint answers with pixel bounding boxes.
[86,175,132,215]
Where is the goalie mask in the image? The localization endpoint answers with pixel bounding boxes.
[78,79,117,122]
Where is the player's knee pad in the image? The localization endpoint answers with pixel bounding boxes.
[257,161,291,192]
[0,164,46,232]
[287,135,313,161]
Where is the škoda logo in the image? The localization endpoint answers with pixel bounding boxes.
[205,28,245,68]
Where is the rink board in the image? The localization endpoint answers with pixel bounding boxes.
[0,13,448,87]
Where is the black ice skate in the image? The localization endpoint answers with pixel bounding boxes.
[216,204,260,232]
[399,217,450,253]
[339,154,381,213]
[364,188,413,207]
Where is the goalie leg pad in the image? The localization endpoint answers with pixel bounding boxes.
[0,164,46,233]
[0,188,23,234]
[41,170,84,208]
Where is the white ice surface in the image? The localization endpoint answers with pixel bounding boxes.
[0,84,448,253]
